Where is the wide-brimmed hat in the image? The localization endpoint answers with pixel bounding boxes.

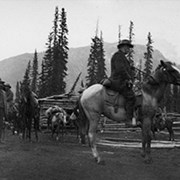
[117,39,134,49]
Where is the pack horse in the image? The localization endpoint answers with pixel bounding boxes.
[79,60,180,164]
[45,106,67,141]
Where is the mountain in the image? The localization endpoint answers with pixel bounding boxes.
[0,42,167,94]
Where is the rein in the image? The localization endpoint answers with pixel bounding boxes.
[135,67,159,84]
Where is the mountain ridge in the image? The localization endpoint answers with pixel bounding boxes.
[0,42,167,94]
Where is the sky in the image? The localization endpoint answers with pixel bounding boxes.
[0,0,180,64]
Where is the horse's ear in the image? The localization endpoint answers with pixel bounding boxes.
[160,60,167,68]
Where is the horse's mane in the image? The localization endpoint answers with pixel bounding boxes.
[142,61,169,96]
[142,61,175,100]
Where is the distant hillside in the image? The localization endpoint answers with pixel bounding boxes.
[0,42,167,94]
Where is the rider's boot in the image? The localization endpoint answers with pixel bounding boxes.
[125,99,138,128]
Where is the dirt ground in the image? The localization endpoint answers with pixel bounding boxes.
[0,129,180,180]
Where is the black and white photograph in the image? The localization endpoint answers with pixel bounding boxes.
[0,0,180,179]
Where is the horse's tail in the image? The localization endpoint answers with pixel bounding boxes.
[78,98,89,135]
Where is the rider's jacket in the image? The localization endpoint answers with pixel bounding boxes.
[109,50,134,91]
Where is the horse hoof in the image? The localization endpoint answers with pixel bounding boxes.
[94,157,105,165]
[97,160,105,165]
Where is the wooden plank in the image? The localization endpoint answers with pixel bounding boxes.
[97,139,180,148]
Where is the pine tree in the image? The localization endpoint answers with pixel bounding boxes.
[15,81,20,103]
[51,7,68,95]
[22,60,31,92]
[39,32,53,97]
[38,60,47,98]
[143,32,153,80]
[39,7,69,97]
[137,59,143,82]
[118,25,121,44]
[31,49,38,94]
[86,36,98,87]
[127,21,135,81]
[96,31,107,82]
[57,7,68,93]
[51,6,60,95]
[127,21,135,62]
[86,29,107,87]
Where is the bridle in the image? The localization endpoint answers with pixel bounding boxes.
[135,67,159,84]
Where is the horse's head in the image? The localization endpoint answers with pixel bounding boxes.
[160,60,180,85]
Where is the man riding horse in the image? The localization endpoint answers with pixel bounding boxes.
[103,39,136,127]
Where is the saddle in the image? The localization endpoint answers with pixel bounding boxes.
[102,78,142,114]
[103,86,125,113]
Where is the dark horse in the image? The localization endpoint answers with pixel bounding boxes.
[19,87,40,141]
[79,60,180,164]
[152,110,174,141]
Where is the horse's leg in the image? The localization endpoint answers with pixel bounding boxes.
[87,112,103,164]
[51,124,54,138]
[142,117,152,163]
[62,123,65,139]
[76,124,79,141]
[56,123,60,141]
[167,126,174,141]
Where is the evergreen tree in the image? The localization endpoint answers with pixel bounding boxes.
[22,61,31,92]
[51,6,60,95]
[137,59,143,82]
[39,7,69,97]
[57,7,68,93]
[86,30,107,87]
[127,21,135,81]
[39,32,53,97]
[127,21,135,63]
[31,49,38,94]
[143,32,153,80]
[38,60,47,98]
[96,31,107,83]
[86,36,98,87]
[51,7,68,95]
[118,25,121,44]
[15,81,20,103]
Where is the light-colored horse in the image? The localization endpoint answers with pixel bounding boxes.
[45,106,67,141]
[80,60,180,164]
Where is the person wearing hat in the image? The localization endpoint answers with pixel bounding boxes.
[103,39,136,127]
[0,79,7,143]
